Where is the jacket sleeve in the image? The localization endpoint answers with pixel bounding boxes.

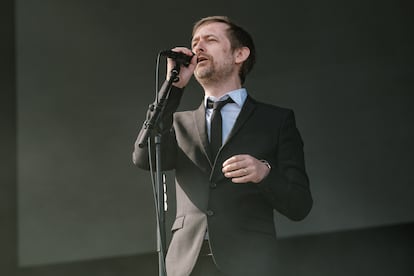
[257,109,313,221]
[132,86,184,171]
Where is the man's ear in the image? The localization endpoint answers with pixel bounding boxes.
[234,47,250,64]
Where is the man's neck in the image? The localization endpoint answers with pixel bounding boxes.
[201,78,242,98]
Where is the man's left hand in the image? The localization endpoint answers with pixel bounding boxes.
[222,154,271,184]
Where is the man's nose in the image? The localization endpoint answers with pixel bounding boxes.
[193,43,205,54]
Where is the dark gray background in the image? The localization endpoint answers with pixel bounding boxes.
[16,0,413,267]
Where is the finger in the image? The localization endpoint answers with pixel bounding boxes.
[171,47,193,55]
[230,174,251,184]
[231,168,262,184]
[222,156,238,167]
[224,166,249,178]
[222,154,246,167]
[222,161,247,173]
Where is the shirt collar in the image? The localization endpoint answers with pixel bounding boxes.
[204,88,247,108]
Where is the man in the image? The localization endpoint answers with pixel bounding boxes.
[133,16,312,276]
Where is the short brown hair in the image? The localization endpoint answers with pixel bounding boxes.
[192,16,256,85]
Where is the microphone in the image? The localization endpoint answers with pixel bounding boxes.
[160,50,194,67]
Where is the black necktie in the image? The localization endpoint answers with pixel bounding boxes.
[207,97,234,158]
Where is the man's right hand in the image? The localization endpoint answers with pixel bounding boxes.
[166,47,197,88]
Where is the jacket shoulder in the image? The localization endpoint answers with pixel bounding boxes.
[249,97,294,117]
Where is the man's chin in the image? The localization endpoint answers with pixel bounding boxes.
[195,68,211,80]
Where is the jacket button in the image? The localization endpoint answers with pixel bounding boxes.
[209,182,217,189]
[206,210,215,216]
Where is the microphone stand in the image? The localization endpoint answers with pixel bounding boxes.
[137,62,182,276]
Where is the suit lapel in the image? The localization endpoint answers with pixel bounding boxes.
[193,103,214,166]
[224,95,256,147]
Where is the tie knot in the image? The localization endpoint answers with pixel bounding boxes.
[207,97,234,110]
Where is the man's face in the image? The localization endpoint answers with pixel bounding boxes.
[191,22,237,84]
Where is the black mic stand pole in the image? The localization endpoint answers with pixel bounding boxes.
[137,62,182,276]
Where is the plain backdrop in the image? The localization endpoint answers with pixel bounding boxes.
[16,0,414,266]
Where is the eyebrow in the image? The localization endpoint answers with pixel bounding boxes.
[192,34,219,45]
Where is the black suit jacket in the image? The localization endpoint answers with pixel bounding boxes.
[133,87,312,276]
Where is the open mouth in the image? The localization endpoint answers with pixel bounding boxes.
[197,56,209,64]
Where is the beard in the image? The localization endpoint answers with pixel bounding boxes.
[194,57,235,85]
[194,61,214,81]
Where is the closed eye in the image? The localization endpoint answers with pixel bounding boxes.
[206,35,218,43]
[191,34,219,48]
